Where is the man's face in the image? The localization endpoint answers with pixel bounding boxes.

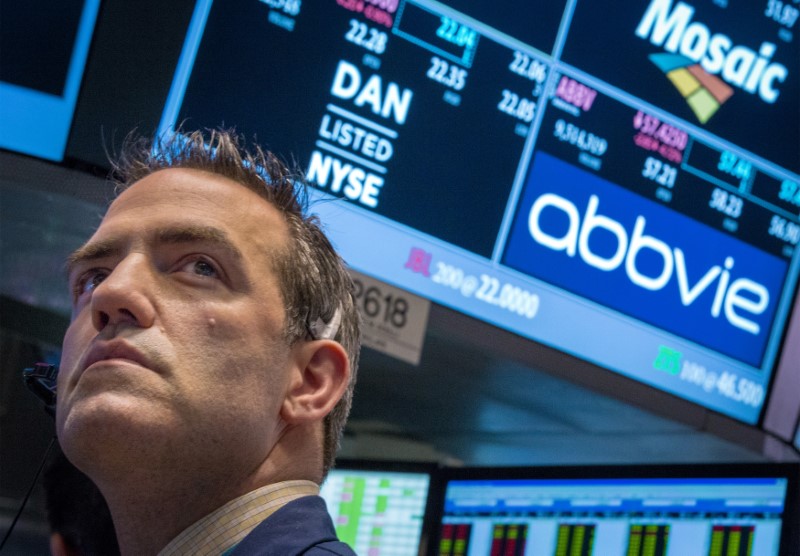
[57,168,294,477]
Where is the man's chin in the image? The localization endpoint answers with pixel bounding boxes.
[58,393,175,468]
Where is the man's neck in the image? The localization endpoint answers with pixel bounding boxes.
[96,427,322,555]
[105,469,254,556]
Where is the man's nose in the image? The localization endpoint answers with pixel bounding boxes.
[90,255,157,331]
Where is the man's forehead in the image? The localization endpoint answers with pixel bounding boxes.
[109,167,263,209]
[71,168,290,267]
[104,168,288,232]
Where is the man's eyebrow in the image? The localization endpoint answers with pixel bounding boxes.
[66,225,243,276]
[154,226,243,262]
[66,238,122,277]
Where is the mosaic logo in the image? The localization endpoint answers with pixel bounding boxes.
[649,53,732,123]
[636,0,789,123]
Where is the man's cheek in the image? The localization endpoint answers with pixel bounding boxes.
[198,311,250,341]
[60,320,91,383]
[61,324,82,368]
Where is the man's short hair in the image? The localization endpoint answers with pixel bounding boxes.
[111,129,360,477]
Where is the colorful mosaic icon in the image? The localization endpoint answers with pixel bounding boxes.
[649,53,734,124]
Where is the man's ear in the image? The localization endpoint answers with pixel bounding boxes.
[281,340,350,425]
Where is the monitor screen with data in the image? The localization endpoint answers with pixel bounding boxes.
[152,0,799,423]
[320,461,437,555]
[434,463,800,556]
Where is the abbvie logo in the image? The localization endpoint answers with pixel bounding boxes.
[528,192,770,335]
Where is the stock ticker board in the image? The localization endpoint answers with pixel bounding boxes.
[159,0,800,424]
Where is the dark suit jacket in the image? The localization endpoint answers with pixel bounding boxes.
[229,495,357,556]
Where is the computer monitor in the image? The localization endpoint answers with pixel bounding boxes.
[320,459,440,556]
[433,463,799,556]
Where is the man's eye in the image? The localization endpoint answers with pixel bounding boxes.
[181,258,219,278]
[75,271,108,297]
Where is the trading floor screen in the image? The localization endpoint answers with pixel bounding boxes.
[157,0,800,424]
[320,467,432,555]
[437,472,792,555]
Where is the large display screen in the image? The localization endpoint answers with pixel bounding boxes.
[0,0,100,161]
[157,0,800,424]
[319,462,435,555]
[434,464,800,556]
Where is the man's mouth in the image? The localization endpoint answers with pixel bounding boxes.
[82,340,151,372]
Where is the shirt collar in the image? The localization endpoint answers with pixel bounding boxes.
[158,480,320,556]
